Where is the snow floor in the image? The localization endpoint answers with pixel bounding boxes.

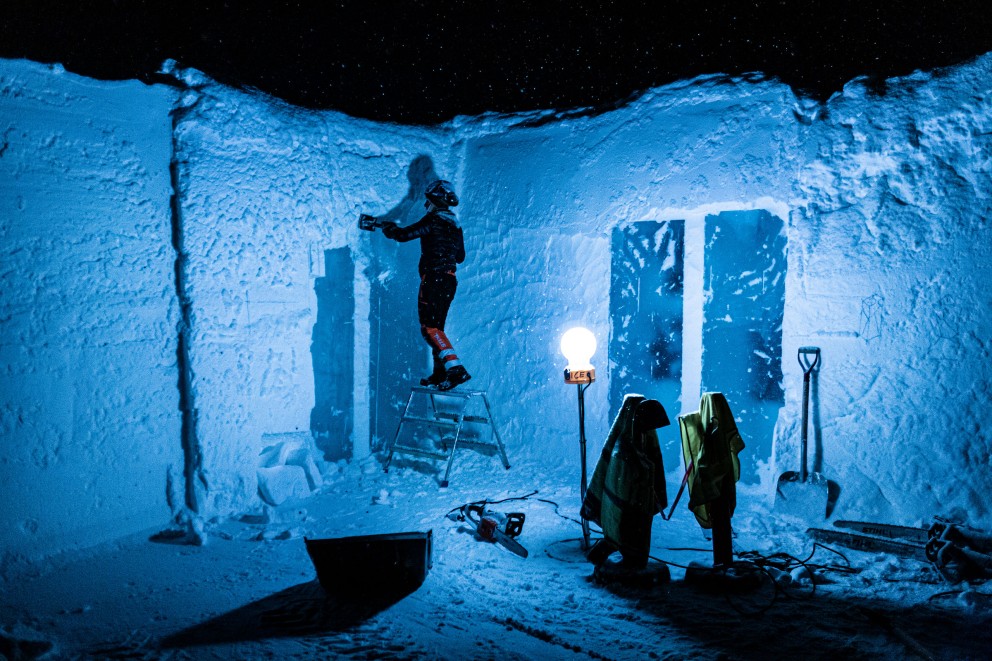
[3,448,991,660]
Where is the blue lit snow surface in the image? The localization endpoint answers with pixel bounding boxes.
[2,454,990,659]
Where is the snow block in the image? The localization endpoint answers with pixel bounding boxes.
[256,466,311,507]
[259,432,324,492]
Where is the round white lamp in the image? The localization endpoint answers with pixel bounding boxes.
[561,327,597,384]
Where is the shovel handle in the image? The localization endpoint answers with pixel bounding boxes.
[797,346,820,481]
[798,346,821,374]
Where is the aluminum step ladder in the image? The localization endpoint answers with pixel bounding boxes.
[383,386,510,487]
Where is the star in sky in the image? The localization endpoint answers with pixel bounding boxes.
[2,0,991,123]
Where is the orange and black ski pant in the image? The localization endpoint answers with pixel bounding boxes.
[418,271,462,373]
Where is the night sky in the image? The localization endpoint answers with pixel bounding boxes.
[3,1,992,124]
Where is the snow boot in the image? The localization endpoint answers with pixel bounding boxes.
[420,371,446,387]
[435,365,471,391]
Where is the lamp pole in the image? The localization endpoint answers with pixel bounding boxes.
[576,381,592,551]
[561,327,596,553]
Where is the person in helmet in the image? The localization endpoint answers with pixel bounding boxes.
[381,179,471,391]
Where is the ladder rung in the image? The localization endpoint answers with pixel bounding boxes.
[410,386,475,399]
[390,445,448,461]
[443,439,500,451]
[433,412,488,424]
[401,414,460,427]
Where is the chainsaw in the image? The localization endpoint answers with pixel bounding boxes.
[459,504,528,558]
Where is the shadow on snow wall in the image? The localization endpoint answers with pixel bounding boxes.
[311,156,443,460]
[610,210,786,482]
[367,155,442,451]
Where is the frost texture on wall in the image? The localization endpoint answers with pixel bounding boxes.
[174,57,988,527]
[2,52,991,564]
[610,220,685,456]
[782,58,992,525]
[703,209,786,482]
[455,78,798,465]
[0,60,182,564]
[168,64,459,518]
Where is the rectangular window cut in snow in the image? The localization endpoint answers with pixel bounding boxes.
[311,247,355,461]
[609,220,685,453]
[701,209,786,482]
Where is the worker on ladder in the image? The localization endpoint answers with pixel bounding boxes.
[381,179,471,391]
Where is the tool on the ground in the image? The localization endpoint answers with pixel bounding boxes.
[359,213,385,232]
[461,504,528,558]
[808,518,992,583]
[775,346,829,519]
[807,524,929,562]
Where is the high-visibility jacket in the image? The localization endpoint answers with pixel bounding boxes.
[679,392,745,529]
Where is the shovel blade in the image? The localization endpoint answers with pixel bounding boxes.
[775,471,829,521]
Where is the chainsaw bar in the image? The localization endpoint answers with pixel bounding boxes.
[832,520,930,544]
[807,527,930,562]
[490,526,529,558]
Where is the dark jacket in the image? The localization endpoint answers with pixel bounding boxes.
[384,209,465,275]
[581,395,668,556]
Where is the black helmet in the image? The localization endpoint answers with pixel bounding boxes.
[425,179,459,208]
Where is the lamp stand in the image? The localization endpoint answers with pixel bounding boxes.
[577,382,591,551]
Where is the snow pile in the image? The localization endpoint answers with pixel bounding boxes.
[257,432,325,506]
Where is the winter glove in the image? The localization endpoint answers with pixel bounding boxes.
[380,221,399,238]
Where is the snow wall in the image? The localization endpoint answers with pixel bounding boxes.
[0,61,183,567]
[453,78,797,485]
[167,64,460,516]
[2,53,990,565]
[788,63,992,524]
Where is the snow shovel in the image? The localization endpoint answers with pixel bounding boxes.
[775,347,828,519]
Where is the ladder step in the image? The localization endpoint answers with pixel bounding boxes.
[389,446,448,461]
[400,413,489,427]
[434,412,489,424]
[410,386,476,399]
[401,414,460,428]
[440,439,501,451]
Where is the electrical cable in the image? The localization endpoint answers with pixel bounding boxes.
[443,489,608,562]
[646,541,863,616]
[445,492,866,615]
[445,489,596,530]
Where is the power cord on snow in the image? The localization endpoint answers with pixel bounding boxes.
[644,541,859,616]
[444,491,860,616]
